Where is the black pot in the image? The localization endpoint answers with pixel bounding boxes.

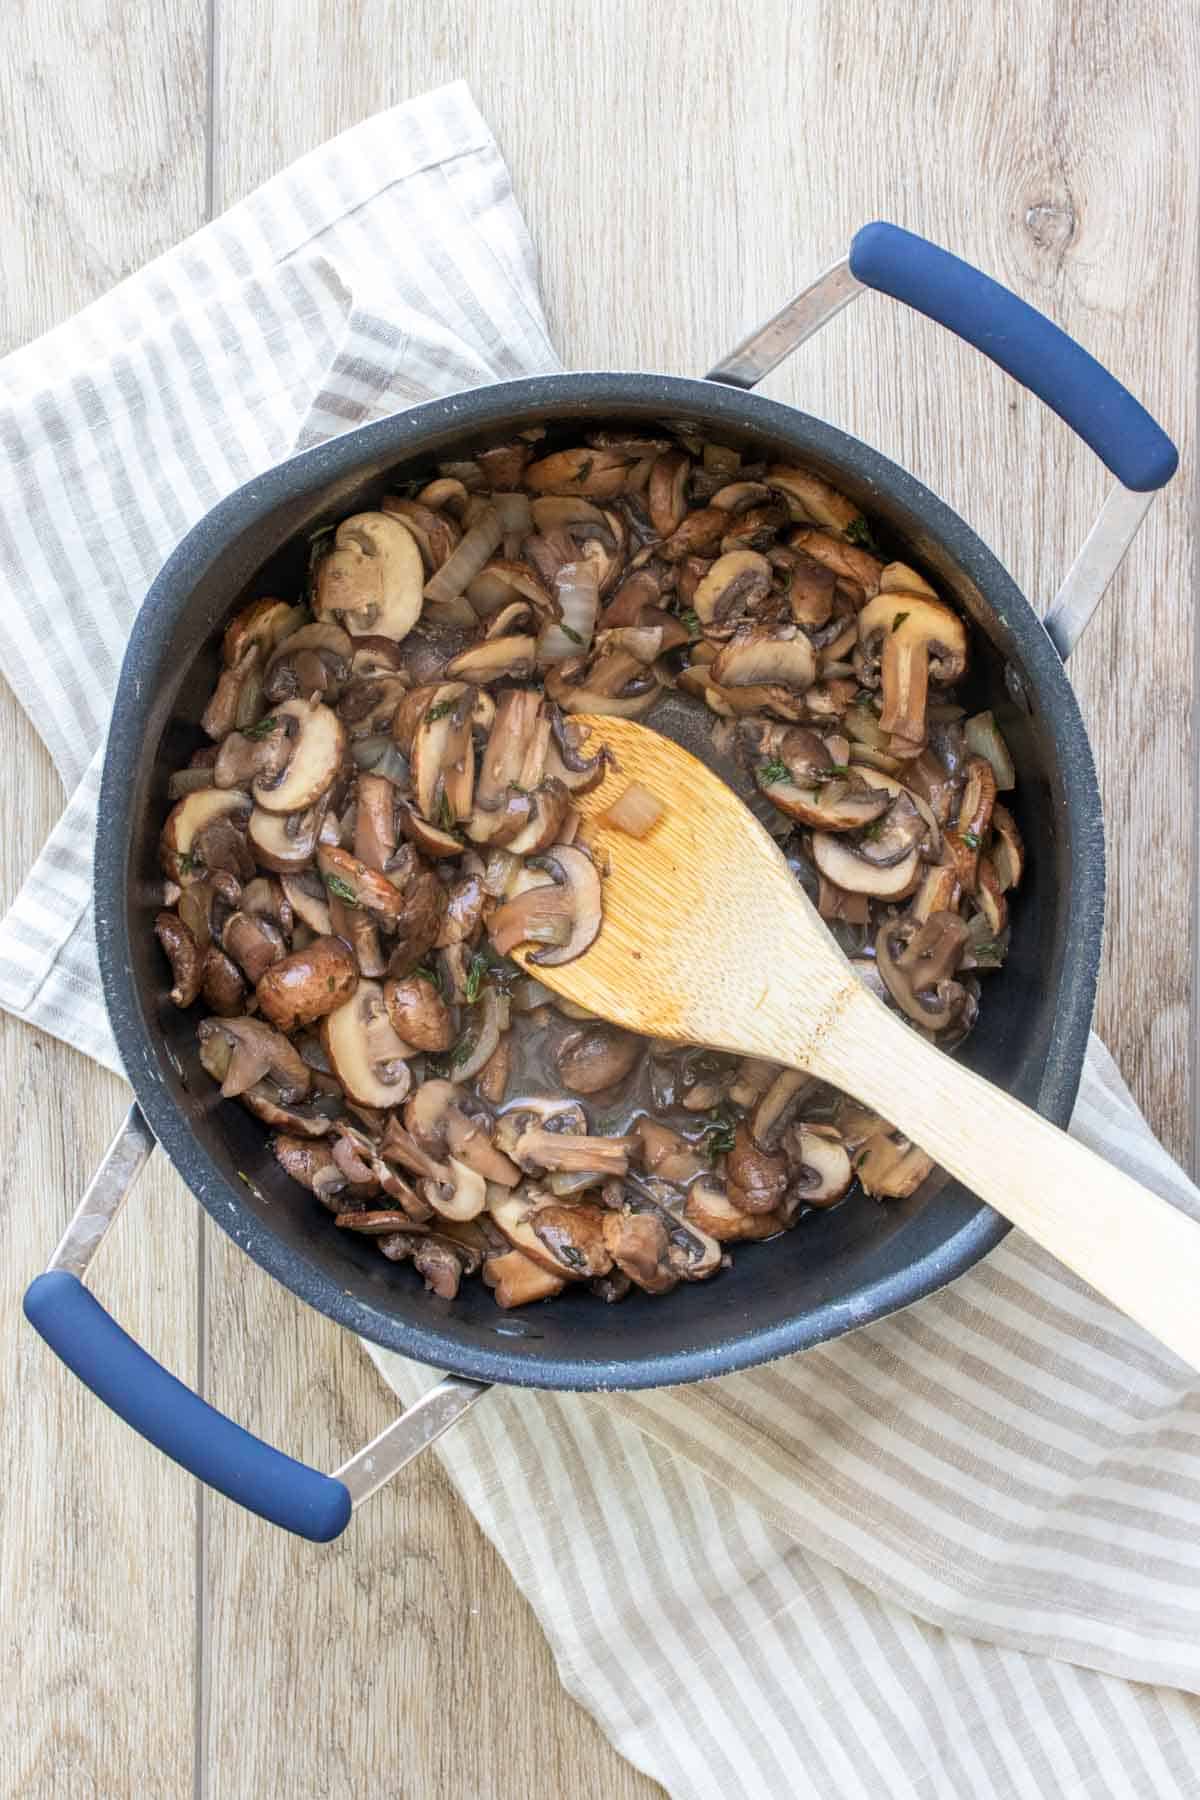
[26,226,1175,1540]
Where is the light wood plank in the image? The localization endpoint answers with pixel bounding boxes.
[0,0,207,1794]
[204,3,1197,1793]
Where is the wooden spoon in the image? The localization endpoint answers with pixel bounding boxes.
[528,714,1200,1371]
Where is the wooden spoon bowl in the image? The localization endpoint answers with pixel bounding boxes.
[523,714,1200,1373]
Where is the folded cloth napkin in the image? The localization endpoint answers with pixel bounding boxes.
[2,80,1198,1800]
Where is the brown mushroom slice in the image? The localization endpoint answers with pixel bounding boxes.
[875,912,969,1031]
[765,467,863,535]
[498,779,572,857]
[199,947,246,1016]
[335,1210,430,1237]
[202,646,261,741]
[197,1016,312,1102]
[483,1248,566,1308]
[788,528,883,600]
[599,1211,677,1292]
[487,877,573,957]
[262,620,354,704]
[528,1203,613,1279]
[445,635,538,684]
[660,507,727,560]
[272,1135,346,1206]
[692,551,773,634]
[555,1023,642,1094]
[436,874,484,948]
[384,871,447,977]
[248,796,330,874]
[314,512,425,641]
[727,1057,778,1109]
[154,911,204,1007]
[546,648,661,720]
[222,597,306,669]
[785,1124,853,1207]
[519,845,602,967]
[221,910,287,985]
[213,717,295,793]
[316,845,408,921]
[421,1155,488,1223]
[855,1131,934,1200]
[352,773,397,873]
[811,833,921,899]
[725,1122,788,1210]
[646,450,690,536]
[712,627,816,693]
[758,765,890,832]
[443,1109,521,1188]
[251,698,345,815]
[161,788,251,883]
[750,1068,820,1149]
[395,798,464,859]
[685,1179,787,1241]
[989,803,1025,893]
[856,590,967,746]
[509,1126,635,1178]
[321,979,415,1108]
[487,1186,588,1278]
[410,681,474,826]
[947,756,998,891]
[384,972,454,1051]
[256,935,359,1032]
[381,496,461,571]
[445,987,508,1083]
[910,859,961,924]
[523,446,634,499]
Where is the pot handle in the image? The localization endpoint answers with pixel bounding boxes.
[23,1106,489,1542]
[707,221,1178,654]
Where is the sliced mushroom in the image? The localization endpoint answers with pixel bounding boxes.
[725,1122,788,1211]
[314,512,425,640]
[750,1068,819,1149]
[692,551,772,634]
[765,467,863,535]
[256,935,359,1032]
[316,845,408,922]
[199,947,246,1016]
[221,909,287,985]
[385,871,448,977]
[856,585,967,747]
[989,802,1025,893]
[445,635,537,683]
[811,833,921,899]
[948,756,998,891]
[262,621,354,704]
[251,698,345,815]
[222,597,305,670]
[876,911,969,1031]
[555,1023,642,1093]
[519,846,602,967]
[508,1126,635,1178]
[647,450,690,536]
[855,1130,934,1199]
[247,795,330,874]
[160,789,251,883]
[600,1210,676,1292]
[754,728,891,831]
[321,979,415,1108]
[381,496,461,571]
[272,1135,347,1208]
[712,627,816,692]
[685,1179,788,1241]
[421,1155,488,1223]
[529,1203,612,1278]
[410,681,475,826]
[523,446,634,499]
[482,1248,566,1308]
[787,527,883,601]
[155,912,203,1007]
[661,507,727,560]
[783,1123,853,1207]
[384,972,454,1052]
[197,1016,311,1101]
[213,718,295,792]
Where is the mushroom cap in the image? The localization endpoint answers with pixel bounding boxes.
[315,512,425,641]
[765,467,863,535]
[256,935,359,1033]
[321,978,416,1108]
[522,845,602,967]
[161,788,252,882]
[692,551,773,633]
[811,832,921,898]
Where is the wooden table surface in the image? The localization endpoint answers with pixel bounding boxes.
[1,4,1196,1794]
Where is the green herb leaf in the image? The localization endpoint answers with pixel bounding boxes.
[177,850,198,877]
[574,457,593,484]
[891,611,910,633]
[464,950,491,1006]
[425,699,457,723]
[700,1104,737,1161]
[860,818,886,843]
[680,608,701,640]
[845,517,879,552]
[961,829,981,850]
[242,714,279,740]
[560,623,584,646]
[971,939,1004,967]
[757,758,790,787]
[826,763,850,776]
[414,962,446,997]
[323,872,359,905]
[437,790,455,832]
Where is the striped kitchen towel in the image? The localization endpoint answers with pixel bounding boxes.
[2,78,1199,1800]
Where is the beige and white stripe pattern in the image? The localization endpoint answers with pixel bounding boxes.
[2,81,1199,1799]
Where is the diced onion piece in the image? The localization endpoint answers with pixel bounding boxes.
[843,704,889,749]
[492,492,532,534]
[423,506,503,607]
[964,710,1016,791]
[600,781,664,838]
[537,561,599,664]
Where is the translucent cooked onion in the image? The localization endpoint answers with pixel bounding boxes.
[481,847,520,897]
[351,736,410,784]
[168,767,218,799]
[537,561,599,663]
[492,492,532,533]
[964,710,1016,790]
[600,781,663,838]
[423,506,504,607]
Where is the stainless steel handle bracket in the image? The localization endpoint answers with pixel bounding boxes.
[48,1103,490,1503]
[705,259,1158,657]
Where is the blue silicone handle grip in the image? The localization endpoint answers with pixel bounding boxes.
[25,1271,352,1542]
[848,222,1178,493]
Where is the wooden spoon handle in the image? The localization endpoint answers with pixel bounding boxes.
[809,987,1200,1372]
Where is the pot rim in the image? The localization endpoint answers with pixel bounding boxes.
[96,371,1105,1390]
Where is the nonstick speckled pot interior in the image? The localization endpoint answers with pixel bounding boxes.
[97,373,1105,1390]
